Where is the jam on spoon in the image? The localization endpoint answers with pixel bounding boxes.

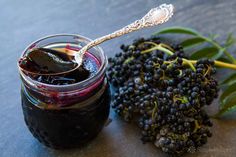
[19,48,78,74]
[19,47,90,85]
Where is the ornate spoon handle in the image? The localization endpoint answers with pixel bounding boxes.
[76,3,174,64]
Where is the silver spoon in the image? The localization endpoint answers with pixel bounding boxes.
[19,3,174,76]
[75,3,174,67]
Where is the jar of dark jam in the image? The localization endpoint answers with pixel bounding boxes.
[18,34,110,149]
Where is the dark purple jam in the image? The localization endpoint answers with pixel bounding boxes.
[31,52,99,85]
[20,47,110,149]
[19,47,99,85]
[21,85,110,149]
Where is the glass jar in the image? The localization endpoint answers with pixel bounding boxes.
[18,34,110,149]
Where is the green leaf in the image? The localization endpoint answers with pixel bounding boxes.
[153,27,200,36]
[218,56,232,63]
[180,37,206,48]
[190,47,223,60]
[209,34,219,40]
[213,48,225,60]
[216,93,236,117]
[225,33,236,48]
[220,73,236,86]
[220,82,236,104]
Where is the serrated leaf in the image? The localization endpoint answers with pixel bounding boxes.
[190,47,222,60]
[220,73,236,86]
[220,82,236,104]
[216,93,236,117]
[153,27,200,36]
[180,37,206,48]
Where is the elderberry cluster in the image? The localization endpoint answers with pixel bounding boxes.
[107,37,218,156]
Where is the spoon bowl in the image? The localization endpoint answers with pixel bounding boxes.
[19,3,174,76]
[18,47,88,76]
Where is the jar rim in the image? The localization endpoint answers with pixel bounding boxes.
[17,34,107,91]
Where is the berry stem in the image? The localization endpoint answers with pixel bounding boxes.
[182,58,196,71]
[124,43,174,64]
[124,56,134,64]
[125,42,236,71]
[147,44,236,71]
[142,44,197,71]
[193,120,201,133]
[143,41,174,51]
[152,101,158,120]
[188,60,236,70]
[141,44,174,56]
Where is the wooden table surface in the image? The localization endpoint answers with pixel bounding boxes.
[0,0,236,157]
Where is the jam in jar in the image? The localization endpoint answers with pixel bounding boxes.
[18,34,110,149]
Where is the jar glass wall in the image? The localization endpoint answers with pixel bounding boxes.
[18,34,110,149]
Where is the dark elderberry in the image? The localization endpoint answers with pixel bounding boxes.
[107,37,218,156]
